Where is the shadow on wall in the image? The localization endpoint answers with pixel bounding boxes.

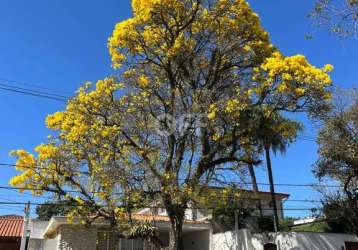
[57,226,98,250]
[212,231,236,250]
[212,230,253,250]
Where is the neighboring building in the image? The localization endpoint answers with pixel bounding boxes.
[293,217,322,225]
[28,219,58,250]
[0,215,23,250]
[136,188,290,221]
[10,187,357,250]
[30,216,358,250]
[23,189,290,250]
[40,215,211,250]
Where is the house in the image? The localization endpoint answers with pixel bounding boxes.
[0,215,23,250]
[33,215,358,250]
[28,219,58,250]
[20,188,358,250]
[23,189,289,250]
[135,188,289,221]
[39,215,211,250]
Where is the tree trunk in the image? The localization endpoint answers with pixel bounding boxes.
[247,163,263,217]
[264,145,279,232]
[168,212,185,250]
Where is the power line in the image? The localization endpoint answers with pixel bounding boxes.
[0,186,326,205]
[0,82,68,99]
[0,77,72,96]
[0,163,16,167]
[1,163,342,188]
[0,206,26,213]
[0,163,88,175]
[0,85,67,102]
[0,183,342,197]
[0,82,69,102]
[208,180,341,188]
[0,186,324,207]
[1,188,52,199]
[0,197,21,203]
[0,78,321,142]
[0,185,89,194]
[0,188,323,204]
[254,182,340,188]
[0,201,321,211]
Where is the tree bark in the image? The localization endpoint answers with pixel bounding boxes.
[247,163,263,217]
[167,210,185,250]
[264,145,279,232]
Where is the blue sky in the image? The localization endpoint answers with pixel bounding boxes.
[0,0,356,217]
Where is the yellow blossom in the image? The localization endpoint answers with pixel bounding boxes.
[138,75,150,87]
[208,104,218,120]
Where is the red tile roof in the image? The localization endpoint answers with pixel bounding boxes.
[0,215,23,238]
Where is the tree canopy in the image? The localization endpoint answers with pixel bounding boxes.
[10,1,333,249]
[314,89,358,235]
[35,201,73,220]
[314,90,358,200]
[310,0,358,38]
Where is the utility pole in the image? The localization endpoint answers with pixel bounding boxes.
[20,201,30,250]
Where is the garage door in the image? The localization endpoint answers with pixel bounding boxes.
[346,242,358,250]
[0,239,20,250]
[264,243,277,250]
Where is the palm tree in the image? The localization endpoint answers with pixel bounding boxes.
[244,150,263,217]
[255,112,301,231]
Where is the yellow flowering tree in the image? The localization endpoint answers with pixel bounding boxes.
[10,1,333,249]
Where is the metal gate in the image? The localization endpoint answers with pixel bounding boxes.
[0,238,21,250]
[345,242,358,250]
[263,243,277,250]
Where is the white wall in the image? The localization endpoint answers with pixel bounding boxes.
[29,220,49,238]
[252,232,358,250]
[211,230,254,250]
[28,238,58,250]
[259,199,284,219]
[28,219,58,250]
[28,234,58,250]
[212,230,358,250]
[28,239,44,250]
[139,207,208,221]
[44,235,59,250]
[212,231,236,250]
[57,225,97,250]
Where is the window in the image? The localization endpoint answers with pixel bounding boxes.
[268,201,272,207]
[151,207,159,215]
[158,207,166,214]
[192,209,198,220]
[198,208,209,217]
